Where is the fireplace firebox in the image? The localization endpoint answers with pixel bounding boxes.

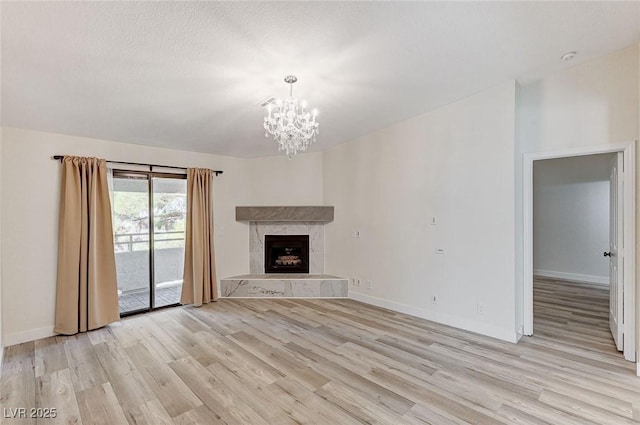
[264,235,309,274]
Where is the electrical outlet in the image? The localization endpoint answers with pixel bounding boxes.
[216,226,225,237]
[436,248,445,255]
[366,280,372,289]
[356,278,361,287]
[477,303,485,315]
[352,229,361,238]
[431,295,437,304]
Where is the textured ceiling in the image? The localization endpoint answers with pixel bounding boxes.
[2,2,640,157]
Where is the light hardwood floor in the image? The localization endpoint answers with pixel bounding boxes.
[1,279,639,424]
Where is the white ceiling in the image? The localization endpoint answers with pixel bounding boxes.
[2,2,639,158]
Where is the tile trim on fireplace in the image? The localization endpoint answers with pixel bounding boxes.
[250,222,324,274]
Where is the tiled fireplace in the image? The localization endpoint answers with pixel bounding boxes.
[220,206,348,298]
[250,222,323,274]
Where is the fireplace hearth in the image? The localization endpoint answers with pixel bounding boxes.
[265,235,309,273]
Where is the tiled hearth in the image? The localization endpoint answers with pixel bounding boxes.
[220,206,348,298]
[220,274,348,298]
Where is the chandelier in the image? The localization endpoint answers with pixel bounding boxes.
[263,75,319,159]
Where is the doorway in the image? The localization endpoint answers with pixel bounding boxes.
[532,153,619,354]
[111,170,188,316]
[523,143,636,363]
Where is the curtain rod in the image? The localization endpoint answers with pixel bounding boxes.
[52,155,223,176]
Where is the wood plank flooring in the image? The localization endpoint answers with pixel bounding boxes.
[1,278,638,424]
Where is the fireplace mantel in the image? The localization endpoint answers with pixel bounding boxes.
[236,206,334,222]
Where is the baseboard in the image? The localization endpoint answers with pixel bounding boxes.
[349,292,519,343]
[4,326,56,347]
[534,269,609,285]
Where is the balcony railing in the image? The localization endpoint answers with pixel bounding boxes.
[114,231,185,293]
[114,230,185,252]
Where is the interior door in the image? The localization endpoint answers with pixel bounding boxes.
[608,152,624,351]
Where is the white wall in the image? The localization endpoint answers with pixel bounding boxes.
[246,153,324,206]
[519,46,638,153]
[533,154,613,284]
[324,81,518,342]
[0,127,324,346]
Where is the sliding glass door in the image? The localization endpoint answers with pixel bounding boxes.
[152,177,187,308]
[112,171,187,315]
[113,175,151,314]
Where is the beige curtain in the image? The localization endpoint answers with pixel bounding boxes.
[55,156,120,335]
[181,168,218,306]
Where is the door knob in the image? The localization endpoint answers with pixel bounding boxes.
[604,251,612,257]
